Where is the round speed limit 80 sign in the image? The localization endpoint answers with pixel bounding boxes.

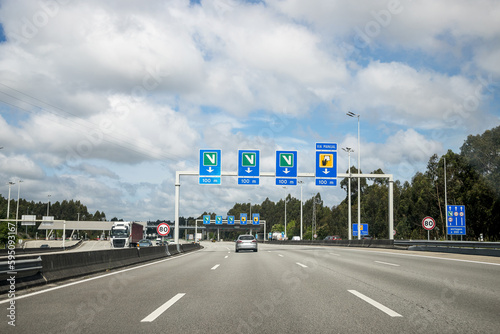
[422,216,436,230]
[157,223,170,236]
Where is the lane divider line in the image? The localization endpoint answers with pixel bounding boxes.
[141,293,185,322]
[278,254,284,257]
[224,256,229,259]
[348,290,402,317]
[375,261,400,267]
[329,253,340,256]
[296,262,308,268]
[211,264,220,270]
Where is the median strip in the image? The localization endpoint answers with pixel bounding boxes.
[141,293,185,322]
[348,290,402,317]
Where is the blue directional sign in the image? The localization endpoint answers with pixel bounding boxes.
[275,151,297,177]
[447,205,466,235]
[353,223,369,236]
[199,149,221,185]
[240,213,247,225]
[227,215,235,225]
[252,213,260,225]
[238,150,260,185]
[203,215,211,225]
[215,215,223,225]
[315,150,337,186]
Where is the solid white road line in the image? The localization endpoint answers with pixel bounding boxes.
[211,264,220,270]
[348,290,402,317]
[141,293,186,322]
[375,260,400,267]
[329,253,341,256]
[0,251,200,305]
[296,262,308,268]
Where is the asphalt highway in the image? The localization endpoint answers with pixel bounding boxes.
[1,241,499,333]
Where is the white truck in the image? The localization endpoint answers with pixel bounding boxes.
[110,221,144,248]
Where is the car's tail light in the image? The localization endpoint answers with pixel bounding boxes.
[252,240,256,243]
[237,240,242,243]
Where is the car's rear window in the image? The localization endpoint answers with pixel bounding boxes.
[239,236,254,240]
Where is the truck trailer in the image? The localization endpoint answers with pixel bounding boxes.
[110,221,144,248]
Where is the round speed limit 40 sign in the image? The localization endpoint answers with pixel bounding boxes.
[422,216,436,231]
[157,223,170,236]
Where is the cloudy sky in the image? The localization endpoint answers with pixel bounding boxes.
[0,0,499,221]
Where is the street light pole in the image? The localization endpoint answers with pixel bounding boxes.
[47,194,51,216]
[347,111,361,240]
[342,148,353,240]
[15,180,23,236]
[6,181,15,220]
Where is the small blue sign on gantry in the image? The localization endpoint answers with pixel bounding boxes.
[203,215,211,224]
[240,213,247,225]
[252,213,260,225]
[227,216,235,225]
[215,215,223,225]
[447,205,466,235]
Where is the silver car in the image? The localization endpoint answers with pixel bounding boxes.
[235,234,258,252]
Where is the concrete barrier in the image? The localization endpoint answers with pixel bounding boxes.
[0,243,202,294]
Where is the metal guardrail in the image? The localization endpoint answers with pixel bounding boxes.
[0,256,42,275]
[394,240,500,249]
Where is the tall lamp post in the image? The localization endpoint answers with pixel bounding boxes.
[15,180,23,236]
[298,180,304,241]
[342,148,353,240]
[347,111,361,240]
[47,194,51,216]
[6,181,15,219]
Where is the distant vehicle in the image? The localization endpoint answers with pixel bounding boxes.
[137,239,153,247]
[362,235,373,240]
[324,235,342,241]
[235,235,258,252]
[291,236,301,241]
[40,244,50,248]
[110,221,144,248]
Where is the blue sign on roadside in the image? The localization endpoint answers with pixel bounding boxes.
[352,223,369,236]
[227,216,235,225]
[215,215,223,225]
[240,213,247,225]
[252,213,260,225]
[447,205,466,235]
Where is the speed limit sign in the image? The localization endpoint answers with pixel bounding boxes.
[157,223,170,236]
[422,216,436,231]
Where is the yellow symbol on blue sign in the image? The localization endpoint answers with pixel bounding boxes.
[319,153,333,168]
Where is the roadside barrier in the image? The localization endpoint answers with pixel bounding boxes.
[0,243,201,294]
